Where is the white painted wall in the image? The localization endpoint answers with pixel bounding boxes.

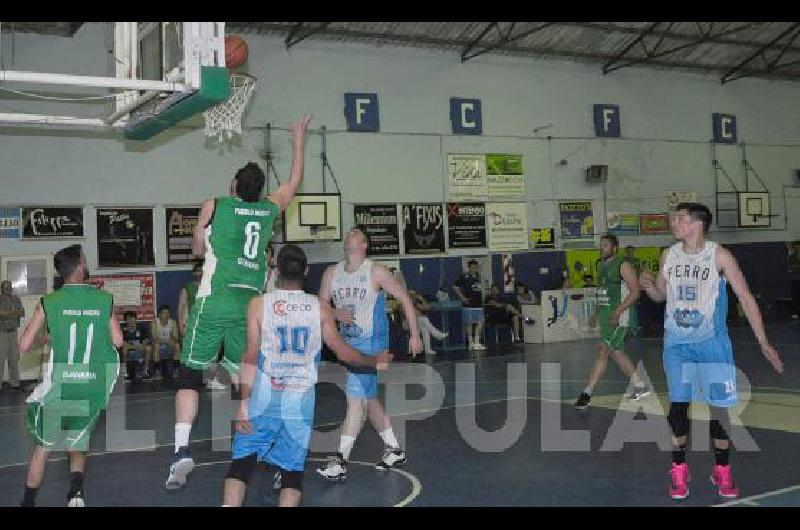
[3,23,800,272]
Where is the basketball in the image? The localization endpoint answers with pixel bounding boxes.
[225,35,249,68]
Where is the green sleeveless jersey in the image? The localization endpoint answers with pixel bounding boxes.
[39,284,119,408]
[200,196,279,295]
[185,281,199,313]
[597,255,630,324]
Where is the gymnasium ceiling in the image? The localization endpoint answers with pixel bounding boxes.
[10,22,800,83]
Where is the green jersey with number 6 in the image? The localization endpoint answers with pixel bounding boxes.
[31,284,119,410]
[200,196,280,296]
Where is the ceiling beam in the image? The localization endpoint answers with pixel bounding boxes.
[67,22,84,37]
[284,22,331,48]
[461,22,556,62]
[602,22,758,75]
[560,21,800,54]
[602,22,663,74]
[721,22,800,83]
[225,22,800,81]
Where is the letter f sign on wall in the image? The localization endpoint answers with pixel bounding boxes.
[450,97,483,135]
[593,104,621,137]
[344,93,379,132]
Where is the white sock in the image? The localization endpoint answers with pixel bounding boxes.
[583,387,593,396]
[175,422,192,452]
[339,435,356,460]
[379,428,399,449]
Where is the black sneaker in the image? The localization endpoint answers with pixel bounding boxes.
[67,489,85,507]
[574,392,591,410]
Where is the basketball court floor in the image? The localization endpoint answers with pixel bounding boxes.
[0,322,797,507]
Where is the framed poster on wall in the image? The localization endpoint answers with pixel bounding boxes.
[353,204,400,256]
[447,202,486,249]
[89,273,155,321]
[165,207,200,265]
[21,207,84,239]
[96,207,154,268]
[402,203,445,254]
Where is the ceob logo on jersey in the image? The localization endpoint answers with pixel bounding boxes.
[273,300,313,315]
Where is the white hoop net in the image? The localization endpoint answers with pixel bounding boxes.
[203,73,256,142]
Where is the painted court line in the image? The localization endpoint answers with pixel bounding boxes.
[714,483,800,507]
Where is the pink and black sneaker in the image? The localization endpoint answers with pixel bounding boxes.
[669,462,691,500]
[711,464,740,498]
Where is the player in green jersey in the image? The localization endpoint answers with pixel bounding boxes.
[166,114,312,490]
[18,244,123,507]
[574,234,651,410]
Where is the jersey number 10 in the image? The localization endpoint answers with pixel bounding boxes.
[276,326,310,356]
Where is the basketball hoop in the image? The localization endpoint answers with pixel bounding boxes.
[203,72,256,142]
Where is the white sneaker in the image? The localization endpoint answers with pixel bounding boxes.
[206,378,226,391]
[316,453,348,482]
[473,343,487,351]
[425,350,437,356]
[165,448,194,490]
[376,446,407,470]
[67,490,85,507]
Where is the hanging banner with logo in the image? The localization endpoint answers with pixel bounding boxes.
[447,154,488,199]
[486,153,525,198]
[566,249,601,288]
[89,273,155,321]
[530,227,555,249]
[640,213,671,235]
[0,208,21,239]
[402,203,445,254]
[606,212,640,236]
[559,201,595,248]
[20,207,84,239]
[486,202,529,251]
[353,204,400,256]
[96,208,155,268]
[668,191,696,210]
[165,207,200,265]
[446,202,486,249]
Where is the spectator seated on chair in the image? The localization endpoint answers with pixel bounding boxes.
[484,285,523,344]
[121,311,152,383]
[408,290,448,356]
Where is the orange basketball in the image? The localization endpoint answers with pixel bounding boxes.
[225,35,249,68]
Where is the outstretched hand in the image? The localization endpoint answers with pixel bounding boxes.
[376,351,394,371]
[290,114,313,141]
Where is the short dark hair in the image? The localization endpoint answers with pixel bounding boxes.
[676,202,712,234]
[467,259,479,267]
[124,311,137,320]
[234,162,266,203]
[600,234,619,248]
[158,305,170,314]
[54,244,83,279]
[277,244,307,283]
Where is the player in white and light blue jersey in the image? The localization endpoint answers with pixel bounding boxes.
[317,228,423,481]
[641,203,783,501]
[221,245,392,507]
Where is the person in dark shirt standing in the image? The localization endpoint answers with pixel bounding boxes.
[0,281,24,391]
[453,260,486,351]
